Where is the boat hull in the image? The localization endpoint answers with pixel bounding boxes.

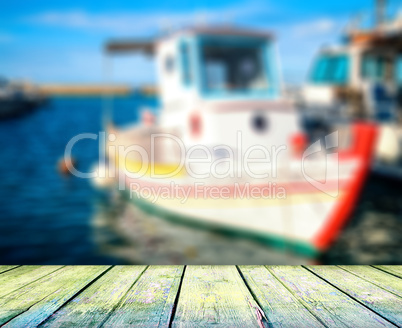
[0,97,46,119]
[106,122,377,257]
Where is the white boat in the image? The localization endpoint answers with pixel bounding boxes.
[301,1,402,165]
[302,1,402,123]
[99,26,378,257]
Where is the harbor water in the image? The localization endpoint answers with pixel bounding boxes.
[0,95,157,264]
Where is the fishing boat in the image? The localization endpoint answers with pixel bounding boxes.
[301,0,402,164]
[98,26,378,257]
[0,77,47,119]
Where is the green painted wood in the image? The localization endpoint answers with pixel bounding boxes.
[239,266,324,327]
[268,266,395,328]
[339,266,402,298]
[374,266,402,279]
[0,266,109,327]
[1,265,401,328]
[307,266,402,326]
[102,266,184,327]
[41,266,147,327]
[172,266,264,328]
[0,266,63,297]
[0,266,19,275]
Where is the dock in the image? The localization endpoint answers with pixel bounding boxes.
[0,265,401,327]
[38,84,132,96]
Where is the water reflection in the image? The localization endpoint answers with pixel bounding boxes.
[92,190,313,265]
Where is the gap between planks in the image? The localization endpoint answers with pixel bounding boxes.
[235,265,325,328]
[372,266,402,279]
[37,266,115,327]
[0,266,20,275]
[261,266,329,327]
[93,265,149,328]
[302,265,399,327]
[1,266,111,327]
[168,265,187,328]
[336,265,402,299]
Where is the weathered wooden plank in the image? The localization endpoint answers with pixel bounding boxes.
[41,266,147,328]
[0,266,109,327]
[0,266,63,297]
[1,265,400,328]
[0,266,19,275]
[172,266,264,328]
[102,266,184,327]
[339,266,402,298]
[374,266,402,279]
[306,266,402,326]
[268,266,395,328]
[239,266,324,327]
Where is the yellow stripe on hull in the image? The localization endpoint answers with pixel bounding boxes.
[116,157,187,177]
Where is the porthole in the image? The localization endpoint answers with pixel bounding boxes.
[251,112,269,133]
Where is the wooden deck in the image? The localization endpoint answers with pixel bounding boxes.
[0,266,401,327]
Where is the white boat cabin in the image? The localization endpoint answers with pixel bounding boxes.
[303,14,402,122]
[106,26,300,152]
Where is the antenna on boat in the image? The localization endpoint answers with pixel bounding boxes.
[375,0,387,28]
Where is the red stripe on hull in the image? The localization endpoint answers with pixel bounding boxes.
[313,122,378,251]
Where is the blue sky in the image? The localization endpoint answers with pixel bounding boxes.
[0,0,400,85]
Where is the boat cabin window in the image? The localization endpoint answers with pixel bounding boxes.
[180,42,192,85]
[361,54,394,82]
[201,42,268,94]
[310,54,349,85]
[397,56,402,85]
[164,55,175,73]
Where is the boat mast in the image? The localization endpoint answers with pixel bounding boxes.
[102,52,113,131]
[375,0,386,28]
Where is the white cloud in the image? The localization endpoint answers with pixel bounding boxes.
[26,2,271,36]
[291,18,337,37]
[17,7,346,85]
[273,17,346,84]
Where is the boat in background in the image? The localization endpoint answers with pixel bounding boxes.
[0,77,47,119]
[300,0,402,168]
[96,26,378,258]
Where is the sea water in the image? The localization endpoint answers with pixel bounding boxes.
[0,95,157,263]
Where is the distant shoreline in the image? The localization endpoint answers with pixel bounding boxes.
[38,84,157,96]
